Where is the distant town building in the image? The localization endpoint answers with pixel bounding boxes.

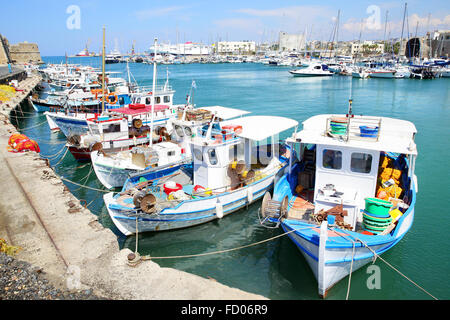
[216,41,256,55]
[278,32,305,52]
[351,41,384,56]
[152,42,212,56]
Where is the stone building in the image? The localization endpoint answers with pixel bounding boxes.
[8,41,43,64]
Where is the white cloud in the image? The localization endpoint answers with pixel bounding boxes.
[342,13,450,39]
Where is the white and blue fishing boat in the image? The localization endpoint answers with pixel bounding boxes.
[90,106,250,188]
[259,107,418,298]
[104,115,298,235]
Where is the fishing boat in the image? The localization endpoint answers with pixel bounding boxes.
[289,63,334,77]
[104,115,298,235]
[259,107,418,298]
[90,106,250,188]
[65,111,166,161]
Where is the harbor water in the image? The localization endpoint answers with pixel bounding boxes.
[12,56,449,300]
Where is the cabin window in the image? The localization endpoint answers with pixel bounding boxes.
[167,151,175,157]
[164,96,170,103]
[145,97,151,105]
[322,149,342,170]
[314,66,321,69]
[350,152,372,174]
[184,126,192,137]
[193,148,203,161]
[208,149,218,165]
[175,125,184,137]
[103,123,121,133]
[119,97,125,105]
[155,97,161,104]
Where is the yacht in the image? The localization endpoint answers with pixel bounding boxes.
[289,63,334,77]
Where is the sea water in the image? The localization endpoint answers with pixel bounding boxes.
[12,56,449,300]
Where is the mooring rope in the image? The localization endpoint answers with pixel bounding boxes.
[346,241,356,300]
[39,144,67,159]
[137,225,314,262]
[72,164,95,192]
[15,119,49,130]
[331,227,438,300]
[51,148,69,167]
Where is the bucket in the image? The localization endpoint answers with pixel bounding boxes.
[163,181,182,195]
[365,197,393,216]
[330,122,347,135]
[359,126,379,137]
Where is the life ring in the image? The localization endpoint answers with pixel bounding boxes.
[108,93,118,104]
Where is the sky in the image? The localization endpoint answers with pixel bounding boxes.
[1,0,449,56]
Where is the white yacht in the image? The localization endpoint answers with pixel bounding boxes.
[289,63,334,77]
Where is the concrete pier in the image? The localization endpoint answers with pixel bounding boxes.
[0,76,266,300]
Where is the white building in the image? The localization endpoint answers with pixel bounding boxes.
[351,41,384,55]
[151,42,212,56]
[278,32,306,52]
[216,41,256,54]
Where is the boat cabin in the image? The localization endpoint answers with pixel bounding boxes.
[285,114,418,232]
[190,116,298,193]
[171,106,250,158]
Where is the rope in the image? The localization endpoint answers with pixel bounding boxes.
[15,119,49,131]
[72,164,95,192]
[57,174,112,193]
[51,148,69,167]
[332,227,438,300]
[139,225,314,261]
[360,240,438,300]
[346,241,356,300]
[39,144,67,159]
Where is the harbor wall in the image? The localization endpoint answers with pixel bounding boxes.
[8,41,43,64]
[0,76,266,300]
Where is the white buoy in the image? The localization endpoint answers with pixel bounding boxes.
[216,201,223,219]
[247,187,253,203]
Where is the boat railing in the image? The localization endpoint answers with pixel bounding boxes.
[134,84,174,94]
[326,116,382,142]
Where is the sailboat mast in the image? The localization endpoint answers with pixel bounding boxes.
[102,26,106,114]
[400,2,407,60]
[150,38,157,147]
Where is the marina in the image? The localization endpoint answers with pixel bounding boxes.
[2,57,447,300]
[0,1,449,304]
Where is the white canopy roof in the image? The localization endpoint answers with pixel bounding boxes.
[221,115,298,141]
[287,114,418,155]
[200,106,250,120]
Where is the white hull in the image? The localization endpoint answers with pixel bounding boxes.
[282,203,414,298]
[106,165,286,235]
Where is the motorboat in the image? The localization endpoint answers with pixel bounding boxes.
[289,63,334,77]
